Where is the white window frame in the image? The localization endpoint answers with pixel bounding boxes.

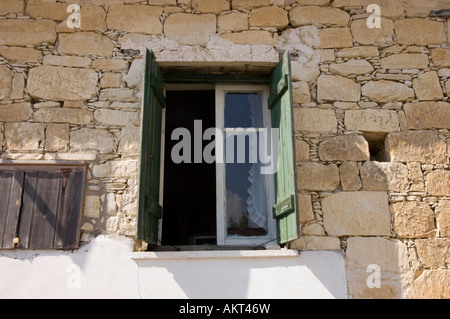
[163,84,276,247]
[215,85,276,246]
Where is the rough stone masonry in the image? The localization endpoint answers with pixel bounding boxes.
[0,0,449,299]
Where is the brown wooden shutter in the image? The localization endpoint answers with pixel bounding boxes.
[0,165,86,250]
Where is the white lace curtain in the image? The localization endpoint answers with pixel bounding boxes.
[246,94,267,229]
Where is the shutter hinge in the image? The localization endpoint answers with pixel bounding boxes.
[60,168,72,188]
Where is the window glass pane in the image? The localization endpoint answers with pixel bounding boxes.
[224,93,268,237]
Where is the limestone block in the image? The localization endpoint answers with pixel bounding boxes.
[296,0,331,5]
[293,108,337,133]
[415,239,450,269]
[0,65,12,99]
[0,19,57,46]
[318,135,370,161]
[391,201,435,239]
[322,192,391,236]
[84,195,100,218]
[26,0,68,21]
[413,72,444,101]
[345,109,399,133]
[329,59,374,76]
[94,109,140,126]
[148,0,176,4]
[4,122,45,151]
[295,139,309,162]
[385,131,447,164]
[99,88,137,102]
[45,123,69,151]
[101,73,123,88]
[34,108,93,125]
[446,80,450,97]
[351,17,394,45]
[345,236,408,299]
[125,59,145,89]
[164,13,216,46]
[291,62,320,82]
[410,270,450,299]
[298,194,314,223]
[0,103,32,122]
[0,0,24,13]
[0,124,3,148]
[250,6,288,30]
[318,27,353,48]
[360,161,409,192]
[289,6,349,27]
[297,162,340,191]
[118,126,140,155]
[426,169,450,196]
[292,81,311,104]
[339,161,362,191]
[192,0,230,14]
[404,102,450,129]
[110,160,138,179]
[218,12,248,32]
[0,47,43,63]
[70,128,115,153]
[220,30,273,45]
[407,162,424,192]
[107,5,163,34]
[11,73,24,100]
[232,0,270,10]
[43,55,92,68]
[289,236,341,251]
[80,3,106,31]
[431,48,450,68]
[346,236,409,273]
[58,32,115,57]
[93,162,111,178]
[92,59,129,71]
[317,74,361,102]
[361,80,414,103]
[395,18,446,45]
[27,66,98,101]
[380,53,429,69]
[436,200,450,238]
[337,46,379,58]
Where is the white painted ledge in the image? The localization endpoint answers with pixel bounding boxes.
[130,249,299,260]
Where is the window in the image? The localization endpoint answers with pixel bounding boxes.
[137,50,299,249]
[0,164,86,250]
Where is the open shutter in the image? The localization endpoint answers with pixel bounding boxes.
[137,49,165,246]
[269,51,300,244]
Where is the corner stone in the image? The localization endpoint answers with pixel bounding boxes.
[322,191,391,236]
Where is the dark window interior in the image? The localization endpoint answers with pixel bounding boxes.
[162,90,216,246]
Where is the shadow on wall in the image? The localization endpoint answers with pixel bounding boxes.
[134,250,347,299]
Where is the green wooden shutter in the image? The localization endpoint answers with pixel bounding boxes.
[269,51,300,244]
[137,49,165,246]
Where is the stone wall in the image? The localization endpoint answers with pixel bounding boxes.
[0,0,449,299]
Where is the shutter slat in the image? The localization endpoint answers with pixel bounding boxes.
[0,171,24,249]
[28,171,62,249]
[54,168,86,249]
